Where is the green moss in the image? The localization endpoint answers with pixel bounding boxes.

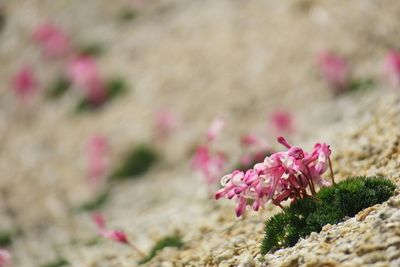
[106,78,127,99]
[111,145,159,180]
[119,10,137,22]
[0,231,12,246]
[74,190,110,213]
[261,176,396,254]
[138,235,183,265]
[75,78,127,113]
[46,77,70,99]
[348,78,375,93]
[40,258,69,267]
[79,43,105,57]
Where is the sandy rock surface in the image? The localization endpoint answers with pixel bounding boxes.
[0,0,399,266]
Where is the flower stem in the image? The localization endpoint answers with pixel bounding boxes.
[128,242,146,258]
[328,157,335,185]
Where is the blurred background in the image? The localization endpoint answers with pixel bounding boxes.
[1,0,400,266]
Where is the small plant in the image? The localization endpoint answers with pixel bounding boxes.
[74,76,127,112]
[46,76,70,99]
[261,176,396,254]
[111,145,159,180]
[138,235,184,265]
[11,65,38,103]
[383,50,400,88]
[119,10,138,22]
[0,249,12,267]
[79,42,105,57]
[0,232,12,247]
[74,189,111,212]
[40,258,69,267]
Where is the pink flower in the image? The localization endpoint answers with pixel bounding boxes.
[32,23,71,59]
[383,50,400,88]
[67,56,107,105]
[270,110,294,134]
[216,137,333,217]
[100,230,129,244]
[206,117,226,142]
[86,135,109,187]
[154,109,180,138]
[0,249,11,267]
[11,65,38,102]
[91,212,106,230]
[191,145,227,185]
[91,213,145,256]
[316,51,349,92]
[91,213,129,245]
[240,134,260,147]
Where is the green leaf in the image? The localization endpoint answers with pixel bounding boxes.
[0,231,12,246]
[111,145,159,180]
[139,235,183,265]
[74,190,111,212]
[46,77,70,99]
[79,43,105,57]
[40,258,69,267]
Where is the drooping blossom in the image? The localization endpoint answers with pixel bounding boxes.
[216,136,333,217]
[0,249,11,267]
[206,117,226,142]
[86,135,109,187]
[67,56,107,105]
[269,111,294,134]
[191,145,227,185]
[11,65,38,102]
[91,213,144,256]
[154,109,180,138]
[32,22,72,59]
[383,50,400,88]
[316,51,350,92]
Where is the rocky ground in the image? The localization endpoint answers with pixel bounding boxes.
[0,0,399,266]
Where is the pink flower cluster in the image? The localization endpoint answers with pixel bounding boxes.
[32,22,72,59]
[11,66,38,103]
[191,117,227,186]
[154,109,180,139]
[0,249,11,267]
[316,51,349,92]
[67,56,107,105]
[270,110,295,135]
[215,136,333,217]
[383,50,400,88]
[191,145,227,185]
[86,135,109,187]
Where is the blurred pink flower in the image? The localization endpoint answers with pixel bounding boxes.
[191,145,227,185]
[240,134,260,147]
[206,117,226,142]
[0,249,11,267]
[91,212,106,230]
[316,51,349,92]
[91,213,145,256]
[32,22,72,59]
[86,135,109,187]
[11,65,38,102]
[270,110,294,134]
[67,56,107,105]
[383,50,400,88]
[154,109,180,138]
